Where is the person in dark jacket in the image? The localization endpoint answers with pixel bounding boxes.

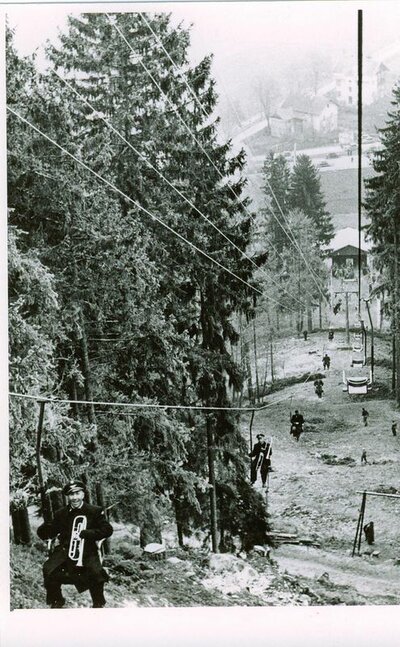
[290,410,304,441]
[249,434,272,488]
[362,408,369,427]
[322,353,331,370]
[37,480,113,608]
[314,378,324,398]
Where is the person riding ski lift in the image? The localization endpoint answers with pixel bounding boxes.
[314,378,324,398]
[290,409,304,441]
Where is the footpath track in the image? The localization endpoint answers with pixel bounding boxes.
[246,330,400,605]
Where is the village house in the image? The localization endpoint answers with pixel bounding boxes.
[270,95,338,138]
[333,54,399,107]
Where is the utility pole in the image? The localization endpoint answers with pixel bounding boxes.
[335,285,358,345]
[357,9,363,318]
[360,319,367,366]
[345,291,350,345]
[364,298,374,383]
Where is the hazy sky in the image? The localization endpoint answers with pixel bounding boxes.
[5,1,400,130]
[7,1,400,63]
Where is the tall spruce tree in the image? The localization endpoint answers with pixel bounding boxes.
[290,154,334,248]
[260,152,292,254]
[8,15,269,550]
[364,84,400,403]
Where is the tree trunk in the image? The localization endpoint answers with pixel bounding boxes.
[252,318,260,402]
[71,378,81,420]
[307,305,313,332]
[394,224,400,404]
[238,314,244,407]
[244,341,254,403]
[96,482,110,554]
[81,472,92,504]
[318,297,322,330]
[79,310,97,425]
[11,505,31,545]
[270,338,275,383]
[11,507,21,544]
[262,347,268,397]
[206,417,219,553]
[392,335,396,393]
[199,288,219,553]
[276,308,280,333]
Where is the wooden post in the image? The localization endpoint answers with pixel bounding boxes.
[249,410,255,478]
[352,491,367,556]
[10,505,32,546]
[365,299,374,383]
[11,507,21,544]
[18,507,32,545]
[357,492,366,555]
[345,291,350,345]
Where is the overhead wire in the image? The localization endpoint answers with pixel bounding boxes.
[262,176,328,302]
[139,16,314,309]
[214,76,321,306]
[136,13,323,306]
[108,15,316,314]
[9,372,313,411]
[51,69,302,313]
[7,106,262,296]
[140,12,212,121]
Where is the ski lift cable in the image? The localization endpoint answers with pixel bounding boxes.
[52,71,304,314]
[137,15,315,310]
[7,106,262,297]
[108,16,245,202]
[137,13,327,307]
[9,379,311,412]
[139,12,211,121]
[262,200,325,304]
[108,16,313,312]
[263,178,328,303]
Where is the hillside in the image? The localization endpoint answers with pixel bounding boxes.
[10,330,400,610]
[319,167,376,218]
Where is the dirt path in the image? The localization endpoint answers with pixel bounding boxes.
[245,330,400,604]
[273,544,400,603]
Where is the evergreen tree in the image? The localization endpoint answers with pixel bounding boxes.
[364,83,400,403]
[260,152,291,254]
[290,154,334,248]
[7,15,269,550]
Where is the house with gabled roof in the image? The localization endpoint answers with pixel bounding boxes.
[270,94,338,137]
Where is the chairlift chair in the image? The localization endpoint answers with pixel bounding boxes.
[343,369,372,394]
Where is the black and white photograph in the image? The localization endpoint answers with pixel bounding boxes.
[3,0,400,642]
